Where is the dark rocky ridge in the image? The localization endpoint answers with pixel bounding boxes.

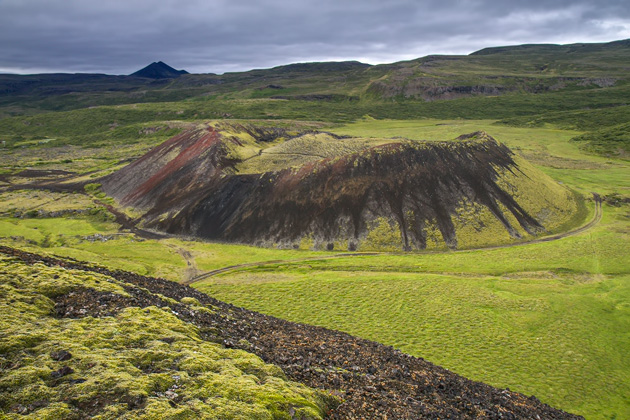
[0,245,583,419]
[102,126,547,250]
[266,60,370,73]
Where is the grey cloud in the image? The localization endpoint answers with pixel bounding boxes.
[0,0,628,74]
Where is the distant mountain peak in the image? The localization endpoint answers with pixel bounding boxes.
[131,61,189,79]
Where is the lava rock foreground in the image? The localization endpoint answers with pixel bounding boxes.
[1,245,582,419]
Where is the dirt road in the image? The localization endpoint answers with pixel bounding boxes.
[185,195,602,285]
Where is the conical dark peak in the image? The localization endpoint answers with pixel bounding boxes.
[130,61,189,79]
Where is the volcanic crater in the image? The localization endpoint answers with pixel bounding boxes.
[101,123,579,250]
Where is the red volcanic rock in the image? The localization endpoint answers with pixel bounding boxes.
[103,125,237,211]
[102,127,545,250]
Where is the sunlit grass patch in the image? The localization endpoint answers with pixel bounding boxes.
[196,268,630,420]
[194,202,630,419]
[0,190,96,215]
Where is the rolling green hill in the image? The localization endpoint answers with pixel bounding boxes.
[2,39,629,158]
[1,38,629,419]
[1,39,629,116]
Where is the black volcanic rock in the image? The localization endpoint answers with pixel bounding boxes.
[101,126,560,251]
[130,61,189,79]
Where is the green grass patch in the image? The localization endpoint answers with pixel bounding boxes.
[193,203,630,419]
[497,105,630,132]
[0,191,96,215]
[570,122,630,158]
[196,270,630,420]
[0,216,119,247]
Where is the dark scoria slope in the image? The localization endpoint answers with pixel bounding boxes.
[1,245,582,419]
[102,125,568,250]
[102,124,237,212]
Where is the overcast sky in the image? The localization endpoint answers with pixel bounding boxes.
[1,0,628,75]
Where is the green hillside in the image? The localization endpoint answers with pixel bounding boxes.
[1,39,629,119]
[1,39,629,419]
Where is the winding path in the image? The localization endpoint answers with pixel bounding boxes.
[183,252,382,285]
[165,243,202,283]
[184,195,603,285]
[1,175,603,286]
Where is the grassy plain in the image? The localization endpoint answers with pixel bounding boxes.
[190,119,630,419]
[1,114,629,419]
[0,218,335,282]
[0,190,335,281]
[198,269,630,419]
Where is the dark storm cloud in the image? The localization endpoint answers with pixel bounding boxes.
[1,0,628,74]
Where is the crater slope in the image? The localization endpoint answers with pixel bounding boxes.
[101,123,579,250]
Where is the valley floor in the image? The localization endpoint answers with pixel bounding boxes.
[1,119,628,419]
[1,245,582,419]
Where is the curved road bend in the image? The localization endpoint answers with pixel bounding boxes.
[184,194,603,285]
